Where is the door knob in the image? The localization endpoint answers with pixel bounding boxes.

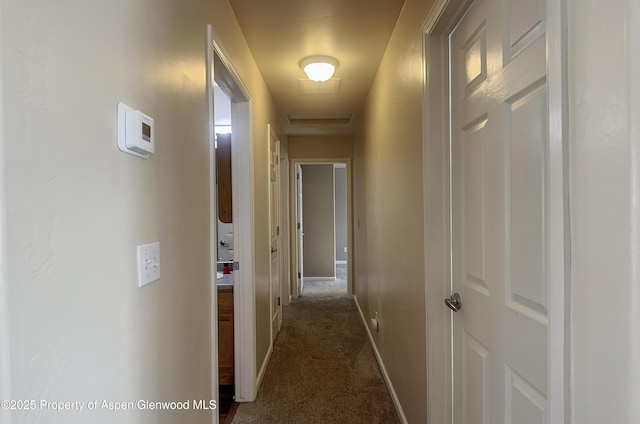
[445,293,461,312]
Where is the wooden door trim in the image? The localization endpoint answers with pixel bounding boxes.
[421,1,570,422]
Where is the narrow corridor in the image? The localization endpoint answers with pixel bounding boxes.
[230,265,399,423]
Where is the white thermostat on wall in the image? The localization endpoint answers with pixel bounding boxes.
[117,102,155,158]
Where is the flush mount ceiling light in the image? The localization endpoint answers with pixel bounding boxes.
[300,55,338,82]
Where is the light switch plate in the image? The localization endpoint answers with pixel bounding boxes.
[137,242,161,287]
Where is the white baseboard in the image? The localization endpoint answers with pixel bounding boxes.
[354,296,408,424]
[255,344,273,393]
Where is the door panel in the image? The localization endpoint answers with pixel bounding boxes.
[505,0,545,60]
[462,116,488,294]
[296,164,304,296]
[506,367,546,424]
[462,331,489,424]
[450,0,548,422]
[507,84,548,321]
[269,129,281,341]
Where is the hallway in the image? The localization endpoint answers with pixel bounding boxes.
[231,266,399,423]
[2,0,638,423]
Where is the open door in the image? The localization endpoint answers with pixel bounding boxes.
[269,126,282,341]
[295,164,304,296]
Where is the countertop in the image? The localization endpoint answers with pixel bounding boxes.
[217,272,234,289]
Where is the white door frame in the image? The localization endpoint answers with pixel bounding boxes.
[289,158,354,298]
[421,1,569,423]
[207,25,258,413]
[291,163,304,298]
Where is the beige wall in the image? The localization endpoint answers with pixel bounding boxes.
[301,165,335,277]
[568,0,640,422]
[1,0,279,422]
[354,0,433,422]
[288,135,353,159]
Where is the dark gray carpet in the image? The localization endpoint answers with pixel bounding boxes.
[231,268,400,423]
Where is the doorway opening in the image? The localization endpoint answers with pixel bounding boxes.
[207,25,257,423]
[290,161,352,299]
[213,81,235,419]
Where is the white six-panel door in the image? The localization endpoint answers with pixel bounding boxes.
[449,0,549,422]
[269,128,282,342]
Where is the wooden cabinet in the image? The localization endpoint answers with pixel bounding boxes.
[217,287,234,385]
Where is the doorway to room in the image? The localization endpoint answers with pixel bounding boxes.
[213,80,235,420]
[292,162,350,298]
[207,25,258,422]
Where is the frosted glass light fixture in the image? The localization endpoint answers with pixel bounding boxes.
[300,55,338,82]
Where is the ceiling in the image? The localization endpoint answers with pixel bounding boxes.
[228,0,405,136]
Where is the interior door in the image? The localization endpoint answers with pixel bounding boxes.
[296,164,304,296]
[269,129,281,341]
[449,0,549,422]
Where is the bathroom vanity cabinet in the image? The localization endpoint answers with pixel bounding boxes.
[217,286,234,385]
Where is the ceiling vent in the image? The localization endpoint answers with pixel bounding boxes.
[298,78,341,95]
[288,114,352,127]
